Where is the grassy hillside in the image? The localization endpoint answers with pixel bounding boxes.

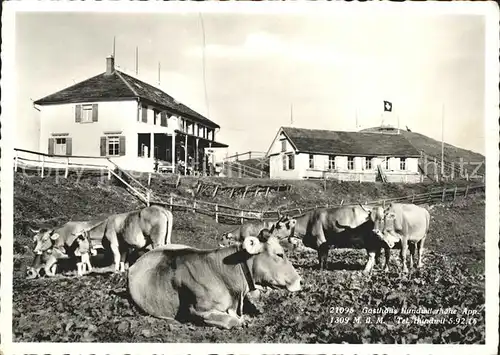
[140,173,476,212]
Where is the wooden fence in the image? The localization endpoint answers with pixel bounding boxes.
[149,183,485,225]
[194,181,292,198]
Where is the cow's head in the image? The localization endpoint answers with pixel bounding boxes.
[242,229,302,292]
[219,232,238,248]
[371,207,400,248]
[30,227,60,255]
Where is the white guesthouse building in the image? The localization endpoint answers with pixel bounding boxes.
[266,127,422,183]
[33,56,227,173]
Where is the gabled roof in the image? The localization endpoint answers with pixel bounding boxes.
[34,70,219,129]
[279,126,420,157]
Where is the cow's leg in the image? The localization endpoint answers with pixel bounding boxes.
[44,255,58,277]
[416,237,426,269]
[400,238,409,273]
[363,250,376,274]
[375,248,382,266]
[317,243,329,270]
[189,306,243,330]
[408,242,416,269]
[383,247,391,272]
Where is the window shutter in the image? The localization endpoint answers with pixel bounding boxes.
[75,105,82,123]
[119,136,126,156]
[100,136,107,157]
[142,105,148,123]
[290,155,295,170]
[160,111,167,127]
[66,138,72,156]
[92,104,98,122]
[48,138,55,155]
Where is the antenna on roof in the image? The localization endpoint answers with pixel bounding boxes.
[158,62,161,86]
[135,46,139,75]
[290,103,294,126]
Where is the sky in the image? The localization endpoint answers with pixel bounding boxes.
[15,9,487,159]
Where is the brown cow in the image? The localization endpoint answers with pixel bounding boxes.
[219,215,297,248]
[371,203,431,273]
[291,205,390,273]
[128,229,302,329]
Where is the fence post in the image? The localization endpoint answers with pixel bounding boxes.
[441,188,446,202]
[176,174,181,188]
[148,173,152,187]
[170,196,174,211]
[146,190,151,206]
[215,204,219,223]
[41,155,45,178]
[243,186,249,199]
[213,184,219,198]
[382,200,385,208]
[453,186,458,201]
[464,185,469,198]
[240,210,244,225]
[108,167,111,180]
[340,199,344,206]
[411,192,415,203]
[238,164,242,178]
[65,157,70,178]
[193,201,196,214]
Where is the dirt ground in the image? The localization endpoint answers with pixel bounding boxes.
[12,174,485,343]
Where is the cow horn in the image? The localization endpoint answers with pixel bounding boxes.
[358,203,369,213]
[29,226,40,234]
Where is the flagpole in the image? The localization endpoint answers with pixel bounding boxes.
[397,114,400,134]
[441,103,444,175]
[290,103,293,125]
[355,107,358,130]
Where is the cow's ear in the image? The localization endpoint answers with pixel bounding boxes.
[50,233,60,241]
[289,219,297,228]
[243,236,264,255]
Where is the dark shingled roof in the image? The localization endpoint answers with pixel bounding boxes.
[281,127,420,157]
[34,70,219,128]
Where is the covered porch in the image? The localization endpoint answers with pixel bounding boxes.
[137,131,227,175]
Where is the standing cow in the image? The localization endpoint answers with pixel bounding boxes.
[128,229,302,329]
[79,205,174,272]
[371,203,430,273]
[219,215,297,248]
[291,205,390,273]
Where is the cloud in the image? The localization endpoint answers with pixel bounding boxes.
[185,31,359,66]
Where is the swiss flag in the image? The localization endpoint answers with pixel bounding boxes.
[384,101,392,112]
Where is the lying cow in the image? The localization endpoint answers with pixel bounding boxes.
[79,205,174,272]
[28,220,103,278]
[291,205,390,273]
[371,203,431,273]
[128,229,302,329]
[219,215,297,248]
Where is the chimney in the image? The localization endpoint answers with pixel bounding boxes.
[105,56,115,75]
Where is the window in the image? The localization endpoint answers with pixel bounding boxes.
[347,156,354,170]
[281,140,286,152]
[153,110,160,125]
[309,154,314,169]
[141,105,148,123]
[160,111,168,127]
[384,158,390,170]
[108,136,120,156]
[101,135,125,157]
[328,155,336,170]
[287,154,295,170]
[54,138,67,155]
[283,154,295,171]
[400,158,407,170]
[365,157,372,170]
[75,104,98,123]
[48,137,72,156]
